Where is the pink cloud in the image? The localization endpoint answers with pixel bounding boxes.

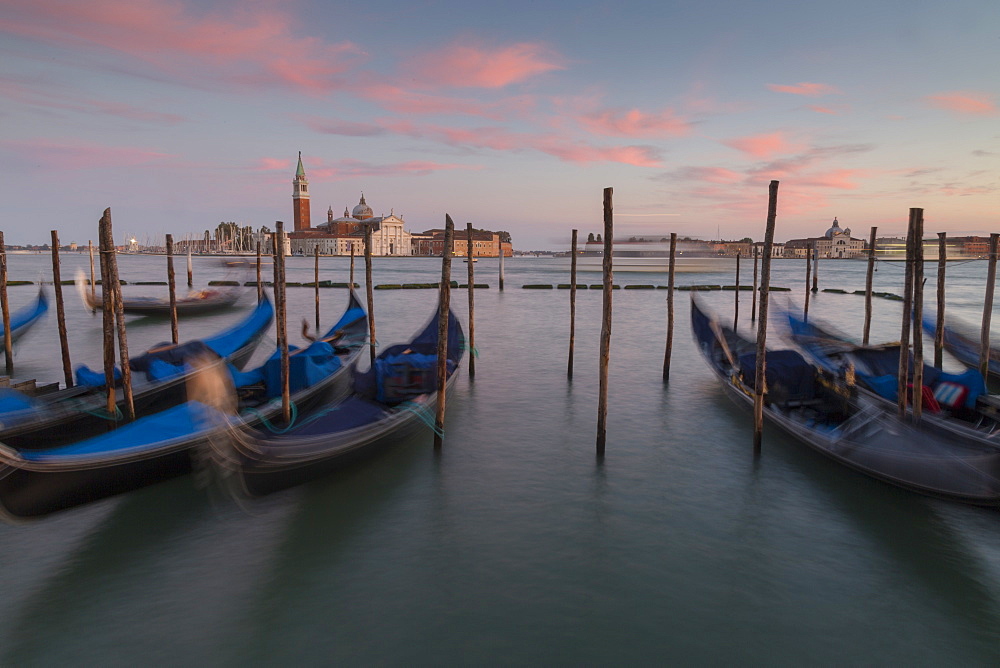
[925,91,997,116]
[1,138,171,170]
[255,156,476,180]
[0,0,364,94]
[255,157,291,171]
[673,166,744,184]
[767,82,840,97]
[576,107,692,138]
[406,41,564,89]
[723,132,802,159]
[358,83,535,119]
[0,77,185,124]
[808,105,838,115]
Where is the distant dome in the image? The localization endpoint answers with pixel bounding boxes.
[352,194,374,220]
[824,217,842,238]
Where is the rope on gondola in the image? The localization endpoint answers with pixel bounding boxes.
[398,400,443,437]
[460,341,479,358]
[243,400,300,434]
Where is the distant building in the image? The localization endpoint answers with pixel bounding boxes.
[411,228,512,257]
[783,218,865,258]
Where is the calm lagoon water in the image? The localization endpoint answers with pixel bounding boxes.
[2,252,1000,665]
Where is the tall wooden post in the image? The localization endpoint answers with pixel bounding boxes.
[934,232,947,368]
[364,223,376,368]
[97,224,116,417]
[187,245,193,288]
[314,245,321,333]
[803,246,812,322]
[979,233,999,380]
[166,234,178,344]
[751,245,759,322]
[99,208,134,421]
[733,252,741,330]
[273,224,290,424]
[88,240,96,300]
[568,229,577,380]
[466,222,476,379]
[663,232,677,382]
[350,242,355,287]
[0,232,11,375]
[863,226,877,344]
[897,213,917,418]
[433,215,455,450]
[597,187,613,457]
[50,230,73,388]
[255,241,263,302]
[754,181,779,454]
[911,210,925,420]
[811,241,819,292]
[498,239,505,291]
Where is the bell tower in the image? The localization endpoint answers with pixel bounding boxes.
[292,151,311,231]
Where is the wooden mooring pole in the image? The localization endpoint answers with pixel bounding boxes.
[498,240,505,291]
[187,245,193,288]
[597,187,613,457]
[897,212,917,419]
[811,241,819,292]
[50,230,73,388]
[754,181,779,454]
[350,242,355,287]
[273,223,290,424]
[99,208,134,421]
[803,245,812,323]
[314,245,321,333]
[433,215,455,450]
[88,240,96,300]
[466,222,476,379]
[166,234,179,344]
[935,232,947,368]
[751,245,759,323]
[364,224,376,368]
[663,232,677,382]
[863,226,877,345]
[733,252,741,330]
[911,209,925,421]
[568,229,577,380]
[256,241,263,302]
[0,232,12,375]
[979,233,999,380]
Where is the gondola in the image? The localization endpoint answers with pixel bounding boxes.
[921,313,1000,381]
[211,302,464,497]
[3,287,48,352]
[0,294,274,450]
[0,290,369,520]
[692,296,1000,506]
[76,271,242,316]
[785,311,1000,448]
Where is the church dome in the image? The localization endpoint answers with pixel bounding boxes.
[824,217,843,238]
[352,194,373,220]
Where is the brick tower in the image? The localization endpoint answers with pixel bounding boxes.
[292,151,311,231]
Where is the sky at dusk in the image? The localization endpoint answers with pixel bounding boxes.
[1,0,997,249]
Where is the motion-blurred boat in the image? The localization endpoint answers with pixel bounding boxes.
[2,287,48,355]
[76,270,242,316]
[575,239,735,273]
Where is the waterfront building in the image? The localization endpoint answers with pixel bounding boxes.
[411,228,512,257]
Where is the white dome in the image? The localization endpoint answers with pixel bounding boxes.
[352,194,373,219]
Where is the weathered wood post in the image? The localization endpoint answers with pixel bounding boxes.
[811,241,819,292]
[350,242,355,287]
[97,224,116,417]
[733,252,741,330]
[568,229,577,380]
[0,232,12,375]
[50,230,73,388]
[803,245,812,322]
[166,234,178,344]
[364,224,376,368]
[273,223,290,424]
[256,240,263,302]
[314,245,321,333]
[754,181,779,454]
[88,240,96,300]
[935,232,947,368]
[751,245,759,322]
[597,187,613,457]
[979,233,999,380]
[466,222,476,379]
[433,215,455,450]
[187,245,193,288]
[911,210,925,420]
[663,232,677,382]
[99,208,134,421]
[863,226,877,344]
[897,212,917,418]
[498,238,505,291]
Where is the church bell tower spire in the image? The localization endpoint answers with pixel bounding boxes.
[292,151,311,231]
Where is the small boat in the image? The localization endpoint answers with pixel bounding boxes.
[76,270,242,316]
[0,291,369,520]
[3,288,48,353]
[785,311,1000,447]
[211,302,464,497]
[0,294,274,450]
[574,239,735,273]
[921,314,1000,381]
[692,297,1000,505]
